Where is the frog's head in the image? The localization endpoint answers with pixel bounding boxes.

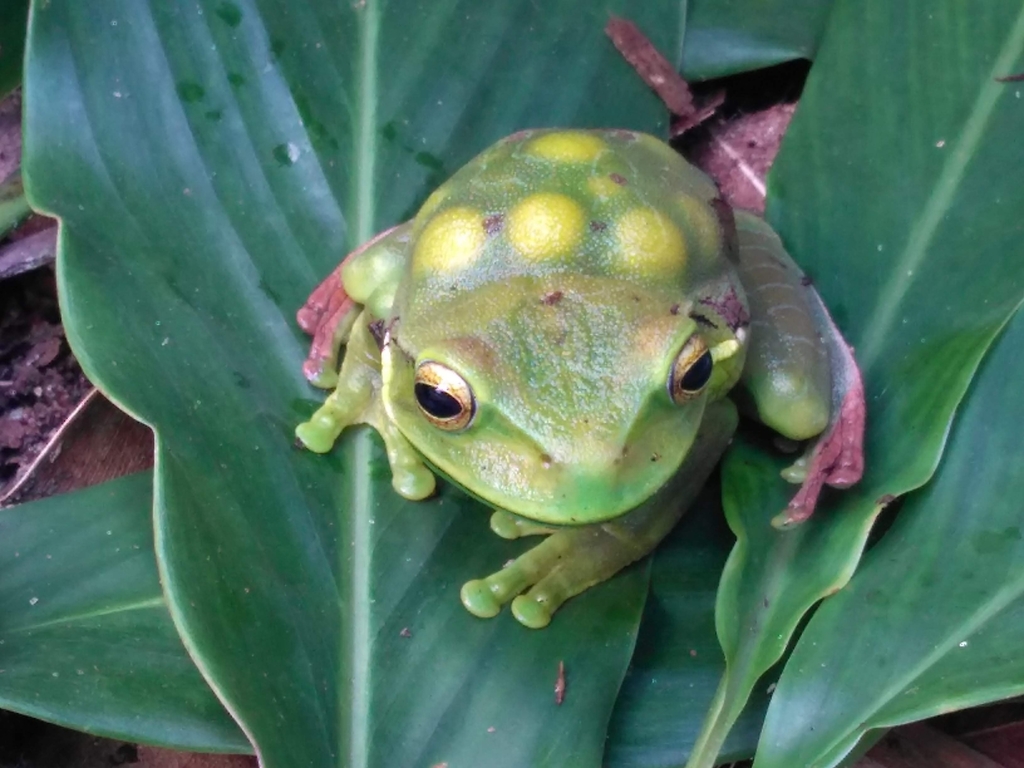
[381,278,742,525]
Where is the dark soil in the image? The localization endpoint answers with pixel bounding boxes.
[0,711,138,768]
[0,268,90,496]
[680,60,810,213]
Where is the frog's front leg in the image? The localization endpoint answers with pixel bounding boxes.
[733,211,865,527]
[296,312,436,500]
[461,401,737,628]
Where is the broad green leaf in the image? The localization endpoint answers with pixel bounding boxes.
[684,436,880,767]
[24,2,680,766]
[605,490,767,768]
[0,0,28,96]
[682,0,835,79]
[754,305,1024,767]
[685,2,1024,765]
[0,473,248,752]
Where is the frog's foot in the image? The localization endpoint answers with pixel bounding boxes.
[379,418,436,500]
[775,329,866,529]
[461,524,647,629]
[297,226,405,389]
[295,378,369,453]
[489,510,559,540]
[297,264,344,338]
[298,403,435,504]
[296,378,435,498]
[296,269,357,390]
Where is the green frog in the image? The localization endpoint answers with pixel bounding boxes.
[295,129,864,628]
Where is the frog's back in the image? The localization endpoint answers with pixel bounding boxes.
[400,129,734,319]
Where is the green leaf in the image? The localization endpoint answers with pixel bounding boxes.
[23,2,681,765]
[605,490,767,767]
[682,0,835,79]
[681,438,879,768]
[0,473,248,752]
[685,1,1024,765]
[0,0,28,96]
[754,305,1024,767]
[336,445,651,768]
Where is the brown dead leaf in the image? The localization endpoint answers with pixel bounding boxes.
[135,746,257,768]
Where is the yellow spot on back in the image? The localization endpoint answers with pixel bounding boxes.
[614,207,686,274]
[506,193,586,260]
[677,195,722,259]
[587,174,623,199]
[414,207,486,272]
[525,131,607,163]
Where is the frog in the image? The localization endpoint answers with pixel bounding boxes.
[295,128,865,629]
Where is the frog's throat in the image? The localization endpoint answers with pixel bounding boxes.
[419,458,572,528]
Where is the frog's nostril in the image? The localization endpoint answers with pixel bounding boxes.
[539,452,553,469]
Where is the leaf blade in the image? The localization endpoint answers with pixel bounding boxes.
[605,491,768,768]
[755,305,1024,768]
[682,0,835,79]
[0,473,248,752]
[686,1,1024,764]
[24,2,680,766]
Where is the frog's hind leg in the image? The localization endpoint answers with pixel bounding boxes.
[734,211,865,527]
[297,224,405,389]
[461,401,737,628]
[735,211,831,438]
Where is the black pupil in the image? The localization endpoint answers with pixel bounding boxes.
[680,350,713,392]
[415,382,464,419]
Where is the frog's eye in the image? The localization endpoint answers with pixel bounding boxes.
[669,335,713,404]
[414,361,476,431]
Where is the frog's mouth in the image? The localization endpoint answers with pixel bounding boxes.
[409,428,698,527]
[418,458,580,528]
[433,467,689,529]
